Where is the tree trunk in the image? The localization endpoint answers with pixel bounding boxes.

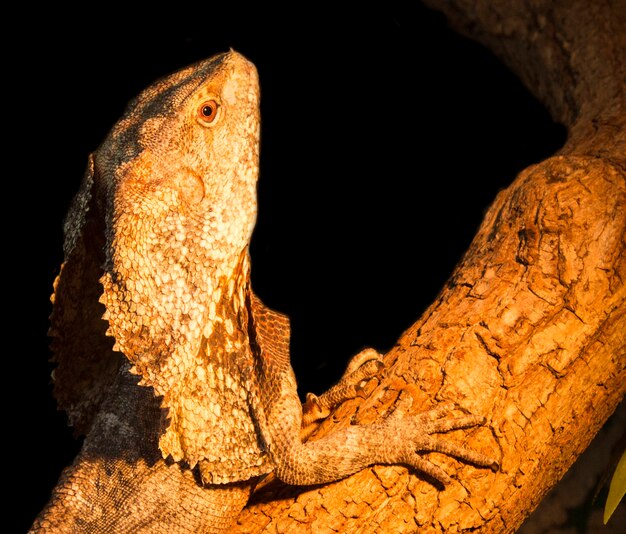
[232,1,626,532]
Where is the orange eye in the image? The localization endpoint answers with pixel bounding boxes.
[198,100,219,124]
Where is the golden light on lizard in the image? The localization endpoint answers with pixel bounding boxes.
[34,50,497,532]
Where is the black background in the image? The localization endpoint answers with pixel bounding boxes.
[9,4,565,531]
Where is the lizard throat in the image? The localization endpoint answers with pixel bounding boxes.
[99,247,269,474]
[99,242,252,391]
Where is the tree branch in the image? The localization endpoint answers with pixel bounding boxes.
[233,1,626,531]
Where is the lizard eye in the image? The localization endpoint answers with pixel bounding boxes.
[197,100,219,125]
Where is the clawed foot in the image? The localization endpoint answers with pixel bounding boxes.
[302,348,384,435]
[300,349,498,486]
[380,399,499,486]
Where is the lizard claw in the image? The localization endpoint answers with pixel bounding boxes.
[379,402,499,486]
[302,393,330,423]
[344,348,384,375]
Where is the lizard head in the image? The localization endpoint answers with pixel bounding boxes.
[91,51,261,390]
[98,49,260,255]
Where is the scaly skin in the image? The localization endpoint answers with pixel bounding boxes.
[33,51,497,532]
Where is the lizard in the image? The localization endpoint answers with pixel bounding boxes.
[31,50,497,533]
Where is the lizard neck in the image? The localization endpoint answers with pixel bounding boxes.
[202,248,251,339]
[99,224,252,395]
[154,247,272,476]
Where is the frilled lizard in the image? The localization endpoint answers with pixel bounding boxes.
[32,51,497,533]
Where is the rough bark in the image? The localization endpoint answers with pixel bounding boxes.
[232,1,626,532]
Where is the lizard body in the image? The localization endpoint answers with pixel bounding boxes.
[32,51,496,532]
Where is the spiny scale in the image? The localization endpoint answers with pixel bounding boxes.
[37,50,497,533]
[53,51,269,477]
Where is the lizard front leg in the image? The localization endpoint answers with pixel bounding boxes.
[269,375,497,487]
[250,294,498,488]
